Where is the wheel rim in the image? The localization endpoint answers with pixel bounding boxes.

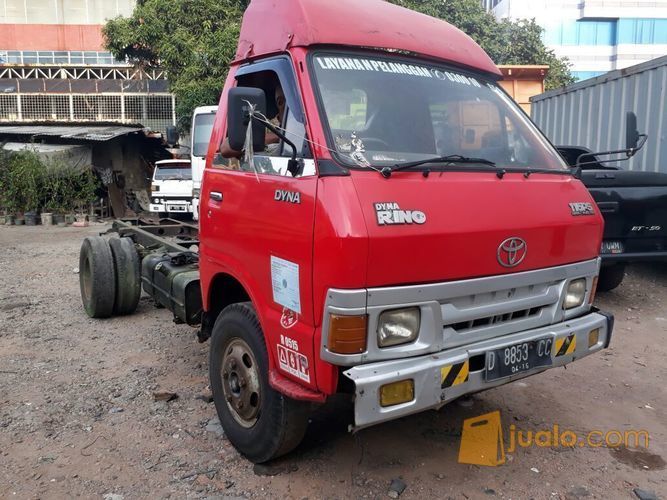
[221,338,261,428]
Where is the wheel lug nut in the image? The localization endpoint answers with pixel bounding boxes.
[238,401,244,409]
[239,378,247,388]
[223,371,229,379]
[230,360,237,369]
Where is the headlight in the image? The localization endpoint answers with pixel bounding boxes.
[377,307,420,347]
[564,279,586,309]
[153,198,160,204]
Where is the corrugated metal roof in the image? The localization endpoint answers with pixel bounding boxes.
[0,124,145,142]
[531,55,667,174]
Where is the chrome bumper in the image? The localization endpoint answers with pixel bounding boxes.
[343,310,612,430]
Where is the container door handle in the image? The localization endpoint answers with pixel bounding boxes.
[596,201,618,213]
[210,191,223,202]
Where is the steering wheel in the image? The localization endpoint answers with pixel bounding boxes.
[357,137,390,150]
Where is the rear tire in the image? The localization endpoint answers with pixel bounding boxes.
[109,237,141,315]
[209,302,309,463]
[79,236,116,318]
[598,264,626,292]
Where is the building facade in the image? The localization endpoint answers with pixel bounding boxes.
[0,0,176,134]
[482,0,667,81]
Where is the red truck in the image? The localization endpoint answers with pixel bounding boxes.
[79,0,614,463]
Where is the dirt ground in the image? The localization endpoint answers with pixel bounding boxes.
[1,224,665,500]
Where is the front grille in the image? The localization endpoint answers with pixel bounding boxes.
[447,306,543,333]
[440,280,563,348]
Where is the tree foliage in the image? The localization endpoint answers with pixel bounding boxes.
[103,0,573,127]
[389,0,574,90]
[103,0,248,130]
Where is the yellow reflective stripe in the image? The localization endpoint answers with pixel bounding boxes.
[453,360,470,386]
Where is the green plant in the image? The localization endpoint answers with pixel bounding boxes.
[42,160,99,213]
[0,150,101,215]
[5,150,44,214]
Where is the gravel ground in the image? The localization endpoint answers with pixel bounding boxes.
[0,224,665,500]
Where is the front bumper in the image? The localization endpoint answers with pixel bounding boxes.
[344,310,612,430]
[149,202,192,214]
[601,251,667,263]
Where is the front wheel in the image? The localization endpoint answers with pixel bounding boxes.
[209,303,309,463]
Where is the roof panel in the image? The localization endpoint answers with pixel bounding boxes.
[0,124,145,141]
[236,0,501,77]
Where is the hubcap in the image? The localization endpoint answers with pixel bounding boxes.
[221,338,261,428]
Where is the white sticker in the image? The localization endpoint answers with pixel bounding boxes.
[277,344,310,383]
[270,256,301,314]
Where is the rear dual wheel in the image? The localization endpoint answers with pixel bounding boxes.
[79,236,141,318]
[209,303,310,463]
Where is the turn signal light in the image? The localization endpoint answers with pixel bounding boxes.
[588,328,600,347]
[328,314,367,354]
[380,379,415,407]
[589,276,599,304]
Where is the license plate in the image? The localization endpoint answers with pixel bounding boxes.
[485,337,553,381]
[168,205,186,211]
[601,240,623,254]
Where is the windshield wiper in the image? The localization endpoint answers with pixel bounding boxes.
[381,155,497,178]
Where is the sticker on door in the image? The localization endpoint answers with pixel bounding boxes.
[277,344,310,383]
[270,256,301,313]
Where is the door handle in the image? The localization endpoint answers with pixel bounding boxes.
[210,191,223,202]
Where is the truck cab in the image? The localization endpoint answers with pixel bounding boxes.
[190,106,218,221]
[149,159,194,216]
[191,0,613,463]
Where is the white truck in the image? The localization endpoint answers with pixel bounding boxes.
[149,159,194,216]
[190,105,217,221]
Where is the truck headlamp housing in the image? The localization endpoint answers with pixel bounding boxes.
[377,307,420,347]
[564,279,586,309]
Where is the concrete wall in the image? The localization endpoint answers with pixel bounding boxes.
[1,0,135,24]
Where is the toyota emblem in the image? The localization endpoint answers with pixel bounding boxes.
[497,237,527,268]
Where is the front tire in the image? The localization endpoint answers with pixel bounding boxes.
[209,303,309,463]
[598,263,626,292]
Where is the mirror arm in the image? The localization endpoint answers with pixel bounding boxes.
[575,138,648,168]
[258,118,303,177]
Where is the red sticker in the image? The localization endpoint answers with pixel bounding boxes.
[280,307,298,329]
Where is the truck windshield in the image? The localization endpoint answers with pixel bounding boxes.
[311,52,568,171]
[192,112,216,157]
[154,164,192,180]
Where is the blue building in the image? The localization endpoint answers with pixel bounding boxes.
[481,0,667,81]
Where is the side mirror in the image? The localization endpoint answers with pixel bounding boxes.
[227,87,266,152]
[626,111,640,150]
[166,126,179,147]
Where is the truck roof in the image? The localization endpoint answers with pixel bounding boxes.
[236,0,501,78]
[193,106,218,114]
[155,159,192,166]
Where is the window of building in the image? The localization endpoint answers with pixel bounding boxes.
[618,19,667,45]
[544,20,616,46]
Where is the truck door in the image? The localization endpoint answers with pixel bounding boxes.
[200,58,319,390]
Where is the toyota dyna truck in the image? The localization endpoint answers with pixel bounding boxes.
[79,0,614,463]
